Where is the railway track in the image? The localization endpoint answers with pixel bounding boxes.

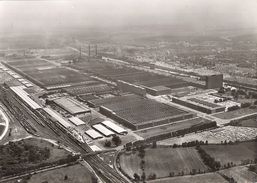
[0,88,130,183]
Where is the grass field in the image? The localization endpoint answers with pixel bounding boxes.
[201,141,257,166]
[231,118,257,128]
[25,138,71,162]
[26,164,95,183]
[0,137,71,177]
[219,166,257,183]
[119,147,208,178]
[0,125,5,137]
[213,107,257,119]
[148,172,227,183]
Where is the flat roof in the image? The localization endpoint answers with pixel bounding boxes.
[43,107,72,128]
[152,85,171,91]
[13,74,21,79]
[92,124,115,136]
[85,129,103,139]
[68,116,85,126]
[89,145,102,151]
[53,97,90,115]
[10,86,41,110]
[102,120,127,134]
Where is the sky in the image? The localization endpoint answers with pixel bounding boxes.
[0,0,257,35]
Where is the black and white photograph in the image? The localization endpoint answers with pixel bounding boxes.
[0,0,257,183]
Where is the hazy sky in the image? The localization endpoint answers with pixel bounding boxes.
[1,0,257,34]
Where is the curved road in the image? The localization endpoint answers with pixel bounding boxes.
[0,105,9,141]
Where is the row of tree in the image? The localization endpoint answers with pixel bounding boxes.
[196,146,221,171]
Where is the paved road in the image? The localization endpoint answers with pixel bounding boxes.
[0,104,10,141]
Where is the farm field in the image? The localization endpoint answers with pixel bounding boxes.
[201,141,257,166]
[27,164,95,183]
[119,147,208,179]
[135,117,213,139]
[148,172,227,183]
[213,107,257,119]
[158,126,257,145]
[219,166,257,183]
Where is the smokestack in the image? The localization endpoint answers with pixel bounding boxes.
[95,45,97,56]
[79,46,82,59]
[88,44,91,61]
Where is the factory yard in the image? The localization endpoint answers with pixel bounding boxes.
[148,172,227,183]
[213,107,257,120]
[158,126,257,145]
[201,141,257,166]
[119,147,208,179]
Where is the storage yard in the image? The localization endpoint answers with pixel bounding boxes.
[158,126,257,145]
[90,94,194,130]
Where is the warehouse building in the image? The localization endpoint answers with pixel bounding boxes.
[92,124,115,137]
[205,74,223,89]
[68,116,86,126]
[10,86,42,110]
[172,97,225,114]
[50,97,91,116]
[101,120,127,135]
[117,80,146,96]
[85,129,103,139]
[145,85,171,96]
[43,107,72,129]
[91,95,194,130]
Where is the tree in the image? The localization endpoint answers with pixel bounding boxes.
[169,172,174,177]
[112,135,121,146]
[64,175,68,180]
[141,172,146,181]
[91,175,98,183]
[133,173,140,181]
[152,141,157,148]
[104,140,111,147]
[140,160,145,170]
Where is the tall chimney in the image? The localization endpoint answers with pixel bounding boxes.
[88,44,91,61]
